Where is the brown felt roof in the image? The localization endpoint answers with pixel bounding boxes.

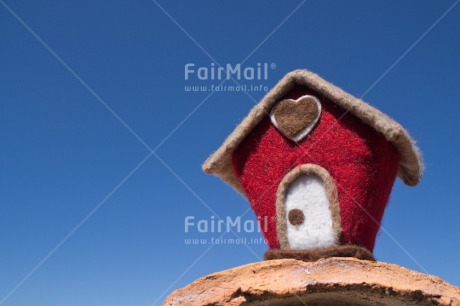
[202,69,424,196]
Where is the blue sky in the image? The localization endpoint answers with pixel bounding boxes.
[1,1,459,305]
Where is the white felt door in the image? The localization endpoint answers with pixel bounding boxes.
[284,174,335,249]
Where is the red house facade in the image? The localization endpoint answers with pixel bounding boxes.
[203,70,423,261]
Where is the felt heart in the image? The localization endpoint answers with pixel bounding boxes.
[270,95,321,142]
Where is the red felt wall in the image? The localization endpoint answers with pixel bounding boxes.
[232,87,400,252]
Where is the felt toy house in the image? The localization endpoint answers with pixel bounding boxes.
[203,69,423,261]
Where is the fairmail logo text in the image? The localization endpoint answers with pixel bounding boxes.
[184,63,275,81]
[184,216,269,234]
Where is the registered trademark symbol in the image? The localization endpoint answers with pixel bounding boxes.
[270,63,276,69]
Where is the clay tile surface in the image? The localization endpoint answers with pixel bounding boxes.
[163,258,460,306]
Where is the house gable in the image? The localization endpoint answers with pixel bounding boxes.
[203,69,423,197]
